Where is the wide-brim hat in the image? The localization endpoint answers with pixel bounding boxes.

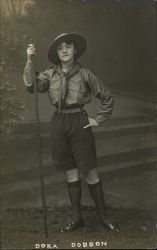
[48,33,87,64]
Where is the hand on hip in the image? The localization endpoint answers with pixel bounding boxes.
[83,117,98,128]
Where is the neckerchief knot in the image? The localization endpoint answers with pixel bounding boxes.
[53,62,82,112]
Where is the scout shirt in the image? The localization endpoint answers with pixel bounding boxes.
[23,60,114,124]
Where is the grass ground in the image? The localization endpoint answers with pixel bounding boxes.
[1,205,156,249]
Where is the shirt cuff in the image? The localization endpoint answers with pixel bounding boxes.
[23,60,34,86]
[95,115,107,125]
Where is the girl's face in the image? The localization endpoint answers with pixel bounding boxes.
[57,41,76,63]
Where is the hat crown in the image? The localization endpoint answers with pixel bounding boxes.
[48,33,87,64]
[54,33,71,41]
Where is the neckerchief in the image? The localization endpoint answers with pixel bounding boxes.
[53,61,82,112]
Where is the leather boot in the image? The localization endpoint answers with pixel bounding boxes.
[88,180,120,232]
[61,180,84,232]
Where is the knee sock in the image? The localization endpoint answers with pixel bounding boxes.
[88,181,120,231]
[67,180,82,221]
[87,180,106,221]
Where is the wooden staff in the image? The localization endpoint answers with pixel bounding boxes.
[30,48,48,238]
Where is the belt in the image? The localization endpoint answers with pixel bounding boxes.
[59,107,84,113]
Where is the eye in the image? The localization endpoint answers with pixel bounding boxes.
[57,46,62,51]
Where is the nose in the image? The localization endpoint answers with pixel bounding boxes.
[62,46,67,53]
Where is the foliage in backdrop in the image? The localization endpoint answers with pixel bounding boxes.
[1,0,36,134]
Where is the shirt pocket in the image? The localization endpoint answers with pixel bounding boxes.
[66,79,87,104]
[48,81,60,104]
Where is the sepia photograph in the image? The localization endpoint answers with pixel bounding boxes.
[1,0,157,249]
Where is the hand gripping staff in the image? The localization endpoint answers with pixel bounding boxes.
[30,50,48,238]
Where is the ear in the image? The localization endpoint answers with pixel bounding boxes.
[74,47,77,55]
[73,43,77,54]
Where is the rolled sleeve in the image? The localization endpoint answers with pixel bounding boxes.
[82,69,114,124]
[23,61,50,93]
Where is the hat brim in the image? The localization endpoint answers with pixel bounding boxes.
[48,33,87,64]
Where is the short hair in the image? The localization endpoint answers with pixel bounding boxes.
[56,39,78,60]
[57,39,77,50]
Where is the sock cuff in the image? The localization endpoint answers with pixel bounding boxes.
[67,180,81,187]
[87,180,101,188]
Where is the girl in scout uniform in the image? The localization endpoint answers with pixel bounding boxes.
[23,33,119,233]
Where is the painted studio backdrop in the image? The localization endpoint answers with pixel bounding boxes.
[1,0,156,249]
